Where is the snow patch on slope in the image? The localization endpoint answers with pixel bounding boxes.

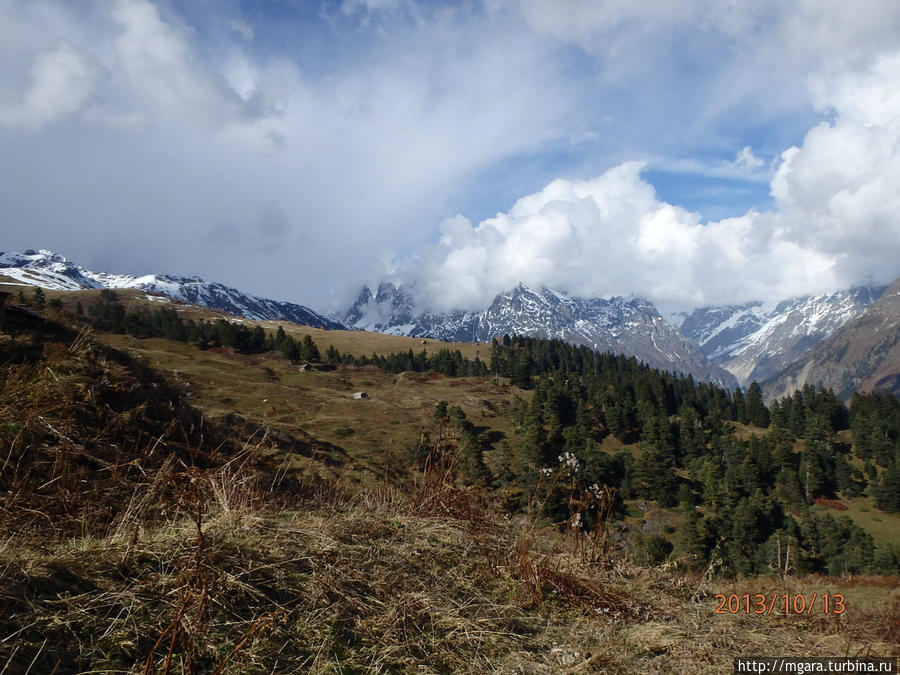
[0,249,343,329]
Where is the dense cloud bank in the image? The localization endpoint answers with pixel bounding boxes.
[0,1,899,313]
[403,5,900,313]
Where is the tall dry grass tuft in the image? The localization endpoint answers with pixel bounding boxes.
[408,419,491,524]
[501,453,647,618]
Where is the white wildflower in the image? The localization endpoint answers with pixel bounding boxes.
[558,452,579,471]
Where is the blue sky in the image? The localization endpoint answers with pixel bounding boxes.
[1,0,899,313]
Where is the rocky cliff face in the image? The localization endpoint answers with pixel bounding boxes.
[678,286,885,385]
[762,277,900,401]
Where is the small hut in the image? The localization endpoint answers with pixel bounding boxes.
[352,392,368,399]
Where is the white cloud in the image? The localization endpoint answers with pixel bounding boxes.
[0,39,97,130]
[771,53,900,288]
[407,24,900,314]
[734,146,764,171]
[110,0,245,126]
[407,163,840,313]
[1,0,899,317]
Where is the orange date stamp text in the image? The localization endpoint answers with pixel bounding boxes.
[714,593,845,615]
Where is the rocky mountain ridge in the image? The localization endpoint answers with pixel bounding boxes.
[0,250,343,329]
[343,282,739,388]
[677,286,885,385]
[762,277,900,400]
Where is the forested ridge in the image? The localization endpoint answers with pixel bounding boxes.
[61,292,900,575]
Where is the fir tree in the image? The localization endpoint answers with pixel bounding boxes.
[745,382,770,427]
[301,335,320,361]
[872,462,900,512]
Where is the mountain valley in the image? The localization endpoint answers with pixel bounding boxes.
[1,274,898,672]
[4,248,900,400]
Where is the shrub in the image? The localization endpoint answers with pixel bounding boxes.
[634,534,673,566]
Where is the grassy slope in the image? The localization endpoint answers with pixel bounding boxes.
[1,297,898,672]
[96,333,523,485]
[832,497,900,545]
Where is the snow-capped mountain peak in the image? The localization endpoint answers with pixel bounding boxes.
[0,249,343,329]
[343,282,738,388]
[680,286,886,385]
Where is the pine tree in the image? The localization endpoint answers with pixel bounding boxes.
[678,506,706,567]
[633,443,678,507]
[250,326,266,353]
[746,382,770,427]
[788,392,806,438]
[494,441,516,486]
[776,467,805,508]
[733,388,748,424]
[872,543,900,574]
[282,338,301,361]
[301,335,320,361]
[769,399,786,429]
[677,404,705,461]
[274,325,288,350]
[407,431,431,468]
[635,534,673,566]
[872,462,900,512]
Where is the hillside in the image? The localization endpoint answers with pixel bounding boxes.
[764,277,900,401]
[679,287,884,386]
[1,293,898,672]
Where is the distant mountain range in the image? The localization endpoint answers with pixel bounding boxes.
[3,248,897,396]
[341,281,898,393]
[763,277,900,400]
[675,286,886,386]
[342,282,739,388]
[0,250,343,329]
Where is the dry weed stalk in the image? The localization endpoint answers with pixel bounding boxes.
[212,608,285,675]
[507,454,639,616]
[408,420,489,522]
[564,484,617,566]
[142,589,195,675]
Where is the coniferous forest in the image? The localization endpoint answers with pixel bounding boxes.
[81,295,900,575]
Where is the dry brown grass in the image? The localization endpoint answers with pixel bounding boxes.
[2,311,898,673]
[2,454,898,673]
[93,333,525,489]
